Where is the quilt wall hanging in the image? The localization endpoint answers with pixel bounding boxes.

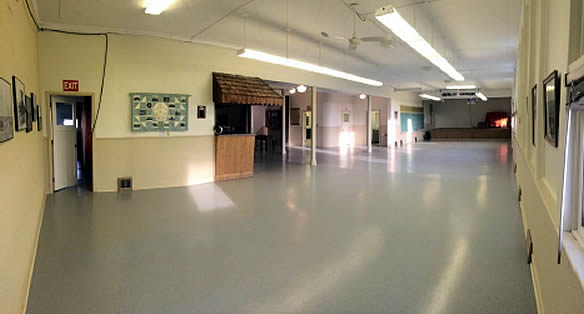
[130,93,189,132]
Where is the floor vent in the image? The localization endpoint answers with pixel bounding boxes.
[118,177,133,191]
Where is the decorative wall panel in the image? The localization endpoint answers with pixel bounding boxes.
[130,93,189,132]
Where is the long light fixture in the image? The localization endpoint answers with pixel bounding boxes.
[237,49,383,87]
[476,91,488,101]
[145,0,174,15]
[420,94,441,101]
[446,85,476,90]
[375,5,464,81]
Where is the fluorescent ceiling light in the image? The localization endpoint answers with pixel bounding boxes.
[420,94,441,101]
[145,0,174,15]
[446,85,476,90]
[359,94,367,100]
[237,49,383,87]
[289,88,296,94]
[476,92,488,101]
[375,5,464,81]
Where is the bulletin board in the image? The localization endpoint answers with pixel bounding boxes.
[400,105,424,132]
[130,93,189,132]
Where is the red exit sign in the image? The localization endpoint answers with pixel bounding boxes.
[63,80,79,92]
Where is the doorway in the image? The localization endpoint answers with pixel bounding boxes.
[51,95,93,191]
[304,111,312,147]
[285,96,290,149]
[372,110,380,145]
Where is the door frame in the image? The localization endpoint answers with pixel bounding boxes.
[372,110,381,145]
[302,110,312,147]
[45,91,96,193]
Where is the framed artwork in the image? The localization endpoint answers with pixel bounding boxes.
[531,85,537,146]
[12,76,26,131]
[0,77,14,142]
[25,95,33,133]
[343,111,350,123]
[290,108,300,125]
[37,105,42,131]
[130,92,189,132]
[543,70,560,147]
[30,93,37,121]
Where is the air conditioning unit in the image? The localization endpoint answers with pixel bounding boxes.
[440,88,479,99]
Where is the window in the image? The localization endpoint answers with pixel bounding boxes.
[568,0,584,64]
[56,103,74,126]
[567,85,584,246]
[578,114,584,241]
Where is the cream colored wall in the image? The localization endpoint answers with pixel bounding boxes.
[94,136,214,191]
[288,91,393,148]
[39,33,394,191]
[0,0,48,313]
[355,95,390,146]
[317,92,358,148]
[390,91,425,145]
[288,92,310,146]
[514,0,584,312]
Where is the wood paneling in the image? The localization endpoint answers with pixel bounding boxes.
[215,135,255,181]
[432,128,511,140]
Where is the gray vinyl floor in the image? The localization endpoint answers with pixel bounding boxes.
[27,141,537,314]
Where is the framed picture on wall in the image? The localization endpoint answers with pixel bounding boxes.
[531,84,537,146]
[342,112,350,123]
[36,105,42,131]
[30,93,37,122]
[0,77,14,142]
[290,108,300,126]
[12,76,26,131]
[543,70,560,147]
[25,95,33,133]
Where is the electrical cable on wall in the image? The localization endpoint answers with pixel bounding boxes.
[25,0,109,136]
[24,0,40,30]
[93,34,108,136]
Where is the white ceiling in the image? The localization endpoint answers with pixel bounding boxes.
[36,0,521,93]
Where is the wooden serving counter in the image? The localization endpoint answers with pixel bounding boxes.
[215,134,255,181]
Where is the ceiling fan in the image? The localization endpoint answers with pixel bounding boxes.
[321,7,393,51]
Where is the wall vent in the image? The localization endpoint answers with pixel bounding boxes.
[518,187,523,202]
[526,229,533,264]
[118,177,133,191]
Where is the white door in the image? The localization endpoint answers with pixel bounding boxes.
[52,100,77,190]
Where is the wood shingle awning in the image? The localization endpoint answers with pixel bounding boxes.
[213,72,283,106]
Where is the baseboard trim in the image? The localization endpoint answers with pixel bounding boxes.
[529,258,545,314]
[21,192,47,314]
[514,139,544,314]
[94,177,216,193]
